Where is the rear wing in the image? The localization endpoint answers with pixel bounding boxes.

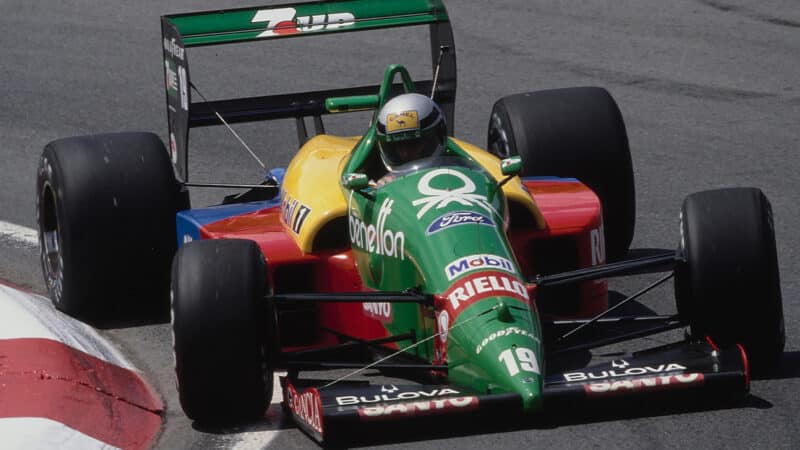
[161,0,456,182]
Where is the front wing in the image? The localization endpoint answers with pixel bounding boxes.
[282,339,748,444]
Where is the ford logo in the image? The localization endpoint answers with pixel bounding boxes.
[427,211,494,235]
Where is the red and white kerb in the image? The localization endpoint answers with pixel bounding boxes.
[0,283,163,449]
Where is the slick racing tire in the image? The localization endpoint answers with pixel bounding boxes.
[36,132,189,321]
[172,239,275,424]
[675,188,785,370]
[488,87,635,261]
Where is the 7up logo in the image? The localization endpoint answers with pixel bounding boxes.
[252,8,355,37]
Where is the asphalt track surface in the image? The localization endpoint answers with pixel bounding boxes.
[1,0,798,448]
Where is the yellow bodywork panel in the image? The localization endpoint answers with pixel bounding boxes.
[279,135,358,253]
[451,137,547,230]
[280,134,545,254]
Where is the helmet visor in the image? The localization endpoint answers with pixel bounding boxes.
[380,134,443,169]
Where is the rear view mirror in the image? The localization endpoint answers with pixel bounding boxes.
[342,172,369,190]
[500,156,522,177]
[326,95,380,113]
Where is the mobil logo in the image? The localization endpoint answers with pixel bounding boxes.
[445,254,516,281]
[426,211,494,235]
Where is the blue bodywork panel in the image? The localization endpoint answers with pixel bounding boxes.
[176,199,282,247]
[175,168,287,247]
[522,176,580,183]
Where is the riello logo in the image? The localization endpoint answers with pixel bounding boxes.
[252,7,355,37]
[349,198,405,260]
[445,271,529,313]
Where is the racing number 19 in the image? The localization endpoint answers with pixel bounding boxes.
[498,347,540,376]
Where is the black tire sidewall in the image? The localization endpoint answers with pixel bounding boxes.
[677,188,785,367]
[37,148,73,309]
[488,87,635,260]
[36,132,186,320]
[172,239,273,423]
[487,99,517,160]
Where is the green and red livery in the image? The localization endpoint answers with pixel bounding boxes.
[36,0,785,445]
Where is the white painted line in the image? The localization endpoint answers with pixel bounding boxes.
[0,220,38,248]
[272,371,286,404]
[230,372,288,450]
[0,417,120,450]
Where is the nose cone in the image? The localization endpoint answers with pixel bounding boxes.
[439,290,545,412]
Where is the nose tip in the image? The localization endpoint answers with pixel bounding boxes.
[443,294,544,412]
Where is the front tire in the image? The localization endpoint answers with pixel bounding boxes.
[36,132,188,321]
[488,87,635,260]
[172,239,275,424]
[675,188,785,369]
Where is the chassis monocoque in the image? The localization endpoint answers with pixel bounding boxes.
[36,0,785,445]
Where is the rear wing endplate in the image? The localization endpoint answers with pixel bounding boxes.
[161,0,455,182]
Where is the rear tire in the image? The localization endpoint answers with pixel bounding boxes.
[488,87,635,260]
[36,132,188,321]
[172,239,275,424]
[675,188,785,369]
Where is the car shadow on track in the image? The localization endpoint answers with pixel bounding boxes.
[607,247,677,316]
[89,304,171,330]
[190,405,296,434]
[322,393,773,449]
[607,288,662,316]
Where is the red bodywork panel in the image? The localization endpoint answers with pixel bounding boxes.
[199,206,381,348]
[517,179,609,317]
[187,178,606,349]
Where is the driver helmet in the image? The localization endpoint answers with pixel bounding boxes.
[376,93,447,171]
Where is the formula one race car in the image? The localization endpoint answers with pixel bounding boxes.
[36,0,785,445]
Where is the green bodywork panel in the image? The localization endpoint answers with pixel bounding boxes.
[344,162,544,410]
[164,0,449,47]
[326,95,379,114]
[335,63,544,410]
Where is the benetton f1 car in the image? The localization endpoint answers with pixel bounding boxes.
[36,0,785,444]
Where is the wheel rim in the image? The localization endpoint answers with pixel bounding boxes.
[488,112,513,158]
[39,182,64,303]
